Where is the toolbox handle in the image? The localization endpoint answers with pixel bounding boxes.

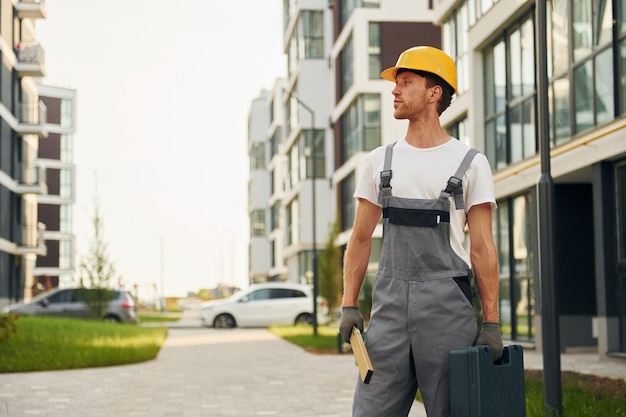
[482,344,522,367]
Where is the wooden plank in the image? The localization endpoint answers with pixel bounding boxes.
[350,327,374,384]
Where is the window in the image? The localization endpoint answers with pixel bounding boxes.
[444,0,500,95]
[617,159,626,262]
[60,204,72,233]
[340,37,354,97]
[340,94,381,164]
[59,238,72,270]
[247,289,271,301]
[368,23,381,80]
[339,172,356,232]
[305,129,325,179]
[47,289,73,303]
[271,202,280,231]
[339,0,380,30]
[484,13,536,169]
[301,11,324,59]
[251,209,266,237]
[494,194,535,342]
[446,117,470,146]
[548,0,616,136]
[60,169,72,199]
[61,98,73,128]
[271,288,306,299]
[61,134,73,163]
[286,199,299,246]
[250,142,265,170]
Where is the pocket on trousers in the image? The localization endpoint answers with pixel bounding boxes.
[452,275,473,304]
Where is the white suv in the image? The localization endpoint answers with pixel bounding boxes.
[198,282,328,328]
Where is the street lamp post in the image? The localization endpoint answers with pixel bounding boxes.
[536,2,562,415]
[291,92,319,336]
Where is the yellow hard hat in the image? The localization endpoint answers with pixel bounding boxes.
[380,46,457,93]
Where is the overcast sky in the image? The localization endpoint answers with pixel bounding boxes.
[37,1,286,298]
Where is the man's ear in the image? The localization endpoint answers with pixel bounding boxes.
[429,84,443,102]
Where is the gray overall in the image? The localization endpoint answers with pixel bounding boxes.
[353,143,480,417]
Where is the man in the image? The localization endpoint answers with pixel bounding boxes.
[339,46,503,417]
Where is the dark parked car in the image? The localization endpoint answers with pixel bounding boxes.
[2,287,138,324]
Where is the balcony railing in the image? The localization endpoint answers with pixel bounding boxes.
[15,0,47,20]
[17,222,47,256]
[15,42,46,77]
[15,162,47,195]
[16,100,48,137]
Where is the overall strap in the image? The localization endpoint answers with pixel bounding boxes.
[377,142,396,205]
[441,148,479,211]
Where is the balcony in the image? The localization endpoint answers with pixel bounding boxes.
[15,42,46,77]
[17,222,47,256]
[16,100,48,137]
[15,163,48,195]
[15,0,47,20]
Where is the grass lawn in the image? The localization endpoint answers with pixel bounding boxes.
[0,315,167,373]
[270,325,626,417]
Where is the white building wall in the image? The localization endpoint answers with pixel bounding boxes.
[247,91,272,282]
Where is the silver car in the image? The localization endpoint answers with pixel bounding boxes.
[2,287,138,324]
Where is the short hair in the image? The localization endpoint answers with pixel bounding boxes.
[396,68,454,115]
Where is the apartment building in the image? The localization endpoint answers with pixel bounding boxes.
[427,0,626,359]
[249,0,626,359]
[248,88,274,283]
[33,83,76,291]
[248,1,336,287]
[0,0,48,306]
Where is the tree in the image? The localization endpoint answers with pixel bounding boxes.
[317,217,343,314]
[77,196,123,318]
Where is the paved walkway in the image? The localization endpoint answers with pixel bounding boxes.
[1,310,624,417]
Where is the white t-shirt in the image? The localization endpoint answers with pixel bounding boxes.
[354,137,496,265]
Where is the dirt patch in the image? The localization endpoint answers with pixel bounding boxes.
[525,369,626,399]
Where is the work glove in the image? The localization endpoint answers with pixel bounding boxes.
[475,322,504,361]
[339,306,364,344]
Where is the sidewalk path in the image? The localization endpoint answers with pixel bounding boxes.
[0,311,426,417]
[1,309,624,417]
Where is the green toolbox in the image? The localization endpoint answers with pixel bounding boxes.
[449,345,526,417]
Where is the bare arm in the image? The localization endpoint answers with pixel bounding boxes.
[467,203,500,322]
[342,198,382,307]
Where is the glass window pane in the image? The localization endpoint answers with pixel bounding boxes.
[572,0,593,61]
[368,23,381,80]
[552,76,571,142]
[500,278,512,338]
[509,105,523,164]
[484,47,496,115]
[494,41,506,112]
[551,0,570,75]
[496,115,507,169]
[523,98,536,158]
[620,0,626,33]
[510,28,522,99]
[617,161,626,261]
[595,47,615,125]
[595,0,613,45]
[574,60,594,133]
[485,118,496,168]
[514,276,535,340]
[521,19,535,95]
[509,99,535,162]
[512,195,531,275]
[621,40,626,115]
[497,199,510,277]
